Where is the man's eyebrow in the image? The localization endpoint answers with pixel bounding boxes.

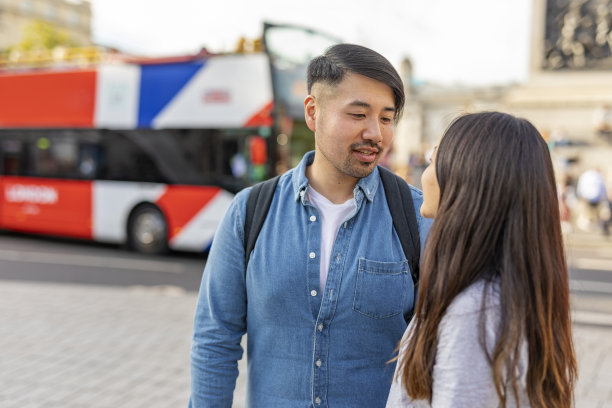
[348,100,370,109]
[347,100,396,113]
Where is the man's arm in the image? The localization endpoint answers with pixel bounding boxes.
[189,192,248,407]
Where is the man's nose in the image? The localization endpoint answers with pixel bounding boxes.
[361,118,383,144]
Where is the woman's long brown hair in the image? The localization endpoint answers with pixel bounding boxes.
[398,112,576,407]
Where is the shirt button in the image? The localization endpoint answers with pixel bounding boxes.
[316,359,322,367]
[315,396,321,405]
[309,252,316,259]
[317,323,323,331]
[310,215,317,222]
[311,290,317,297]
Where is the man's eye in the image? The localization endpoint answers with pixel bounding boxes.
[381,117,393,124]
[350,113,365,118]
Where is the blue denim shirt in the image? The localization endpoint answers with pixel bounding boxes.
[190,151,432,408]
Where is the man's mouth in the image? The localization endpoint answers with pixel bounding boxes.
[352,147,379,163]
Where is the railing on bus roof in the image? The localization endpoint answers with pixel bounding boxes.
[0,46,218,71]
[0,46,108,70]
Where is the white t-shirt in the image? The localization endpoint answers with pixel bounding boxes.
[386,280,530,408]
[306,186,356,292]
[576,169,607,204]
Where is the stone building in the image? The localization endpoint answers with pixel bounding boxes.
[0,0,92,50]
[392,0,612,188]
[504,0,612,142]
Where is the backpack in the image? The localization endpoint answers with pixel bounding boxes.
[244,166,421,285]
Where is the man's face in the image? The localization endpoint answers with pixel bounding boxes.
[305,72,396,180]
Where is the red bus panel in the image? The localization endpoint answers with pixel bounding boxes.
[0,70,96,127]
[0,177,93,239]
[155,185,220,240]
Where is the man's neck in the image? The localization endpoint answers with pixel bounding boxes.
[305,156,359,204]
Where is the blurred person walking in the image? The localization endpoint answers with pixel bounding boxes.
[189,44,432,408]
[602,171,612,236]
[557,172,574,234]
[576,167,608,233]
[387,112,576,407]
[593,104,612,142]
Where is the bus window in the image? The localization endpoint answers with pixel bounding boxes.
[17,130,101,180]
[101,131,167,183]
[27,133,79,178]
[1,138,25,176]
[78,143,100,178]
[220,138,240,178]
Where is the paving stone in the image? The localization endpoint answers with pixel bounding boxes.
[1,278,611,407]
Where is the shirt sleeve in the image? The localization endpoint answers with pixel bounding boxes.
[430,299,501,408]
[189,192,249,408]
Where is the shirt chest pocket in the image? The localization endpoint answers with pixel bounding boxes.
[353,258,411,319]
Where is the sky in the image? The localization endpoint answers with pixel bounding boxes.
[89,0,534,87]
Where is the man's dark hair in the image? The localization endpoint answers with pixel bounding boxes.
[307,43,405,121]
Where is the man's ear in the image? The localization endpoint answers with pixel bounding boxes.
[304,95,316,132]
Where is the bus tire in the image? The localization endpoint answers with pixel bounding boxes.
[127,204,168,255]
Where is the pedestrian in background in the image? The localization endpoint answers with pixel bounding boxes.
[557,172,574,234]
[189,43,432,407]
[387,112,576,407]
[593,104,612,141]
[576,167,608,233]
[602,171,612,236]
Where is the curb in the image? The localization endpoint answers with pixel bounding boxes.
[572,310,612,327]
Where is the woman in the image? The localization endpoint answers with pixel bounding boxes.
[387,112,576,408]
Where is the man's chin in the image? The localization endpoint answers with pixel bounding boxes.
[345,162,378,179]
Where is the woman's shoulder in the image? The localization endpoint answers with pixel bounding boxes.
[445,279,501,317]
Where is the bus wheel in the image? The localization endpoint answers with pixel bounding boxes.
[128,205,168,254]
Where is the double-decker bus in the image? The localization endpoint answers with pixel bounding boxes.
[0,23,338,254]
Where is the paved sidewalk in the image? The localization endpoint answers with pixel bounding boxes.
[0,279,611,408]
[0,281,196,408]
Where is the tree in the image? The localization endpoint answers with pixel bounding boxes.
[11,20,77,52]
[2,20,82,66]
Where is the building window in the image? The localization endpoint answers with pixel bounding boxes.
[46,5,57,21]
[21,0,33,13]
[68,10,80,27]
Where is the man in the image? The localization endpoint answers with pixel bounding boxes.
[189,43,432,408]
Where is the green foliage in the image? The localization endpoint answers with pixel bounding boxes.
[11,20,77,51]
[289,121,315,166]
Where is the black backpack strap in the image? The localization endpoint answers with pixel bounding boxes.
[378,166,421,285]
[244,176,280,268]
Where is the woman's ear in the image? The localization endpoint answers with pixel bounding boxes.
[304,95,316,132]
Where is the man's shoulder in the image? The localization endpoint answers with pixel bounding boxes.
[406,183,424,199]
[393,174,424,201]
[233,185,252,209]
[377,167,423,199]
[380,175,425,214]
[240,168,297,207]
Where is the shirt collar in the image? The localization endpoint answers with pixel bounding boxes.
[292,151,380,203]
[356,165,379,202]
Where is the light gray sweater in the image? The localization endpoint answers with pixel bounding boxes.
[386,280,530,408]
